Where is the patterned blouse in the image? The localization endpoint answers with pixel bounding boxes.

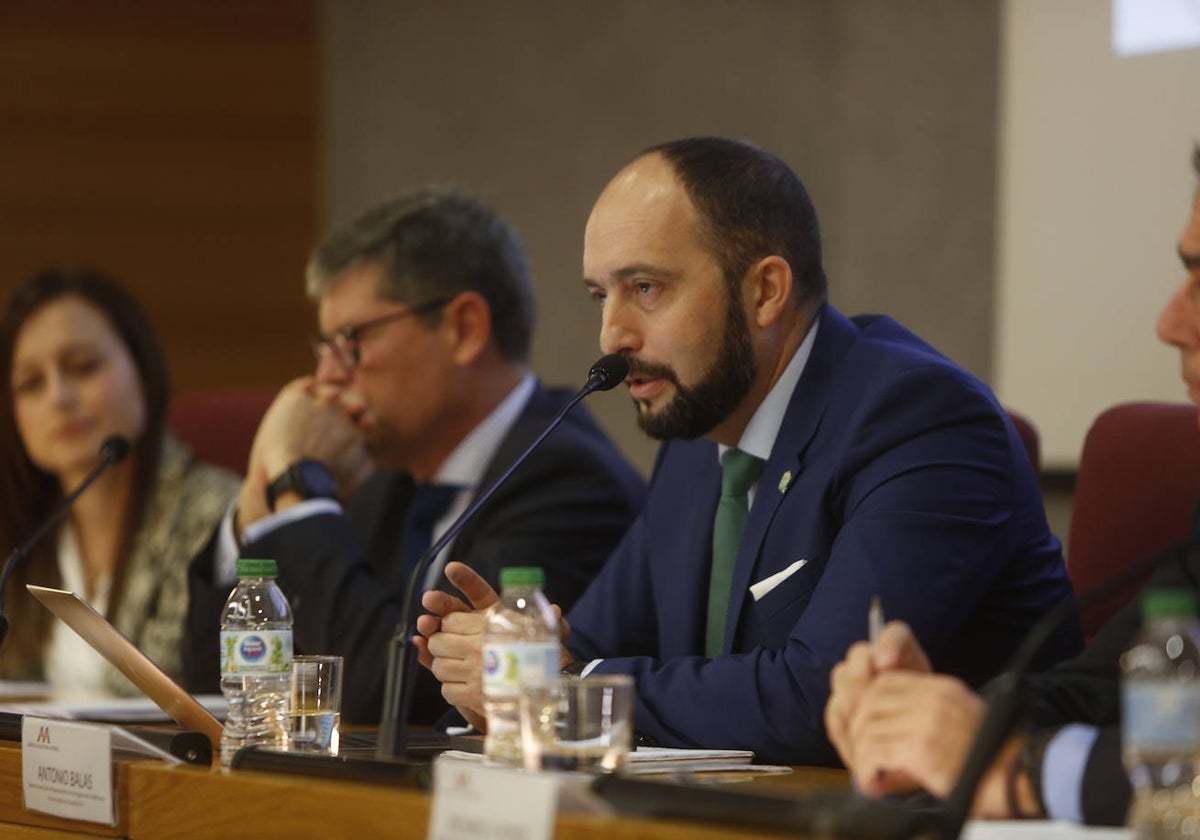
[100,434,239,695]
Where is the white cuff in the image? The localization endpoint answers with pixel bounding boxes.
[1041,723,1100,824]
[241,498,344,545]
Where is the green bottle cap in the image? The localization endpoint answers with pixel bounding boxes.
[499,567,544,588]
[1141,588,1198,618]
[236,558,278,578]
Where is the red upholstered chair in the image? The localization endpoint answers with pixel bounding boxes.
[167,388,275,476]
[1006,408,1040,475]
[1067,401,1200,639]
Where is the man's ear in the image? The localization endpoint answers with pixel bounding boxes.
[746,255,793,328]
[441,291,493,365]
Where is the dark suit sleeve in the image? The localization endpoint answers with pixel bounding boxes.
[1079,726,1130,826]
[181,526,231,694]
[1026,544,1200,729]
[568,364,1074,765]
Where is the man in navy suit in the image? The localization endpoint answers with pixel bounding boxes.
[418,137,1080,764]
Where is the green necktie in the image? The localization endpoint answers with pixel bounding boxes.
[705,448,765,657]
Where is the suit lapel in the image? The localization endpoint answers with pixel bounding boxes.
[723,306,861,651]
[476,382,554,490]
[349,472,416,587]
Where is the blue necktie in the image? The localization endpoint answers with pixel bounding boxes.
[400,483,460,577]
[705,449,764,657]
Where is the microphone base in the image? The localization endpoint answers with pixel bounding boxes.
[231,730,483,784]
[591,774,951,840]
[230,746,434,788]
[342,729,483,756]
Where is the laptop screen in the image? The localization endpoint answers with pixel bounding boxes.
[26,584,223,749]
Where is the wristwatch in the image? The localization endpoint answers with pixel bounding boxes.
[265,459,338,512]
[560,660,587,678]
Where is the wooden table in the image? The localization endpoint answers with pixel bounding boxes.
[0,742,849,839]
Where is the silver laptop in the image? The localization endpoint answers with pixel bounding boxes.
[26,584,223,750]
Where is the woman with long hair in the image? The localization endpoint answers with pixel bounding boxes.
[0,270,238,695]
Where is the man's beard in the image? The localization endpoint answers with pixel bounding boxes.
[630,297,757,441]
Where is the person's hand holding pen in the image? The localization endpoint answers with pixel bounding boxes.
[826,600,988,801]
[825,597,933,790]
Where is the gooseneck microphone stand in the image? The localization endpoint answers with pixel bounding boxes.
[376,354,629,760]
[0,435,130,649]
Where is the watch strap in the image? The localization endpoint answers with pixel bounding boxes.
[265,459,336,512]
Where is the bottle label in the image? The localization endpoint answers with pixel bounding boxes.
[481,641,558,697]
[220,629,293,675]
[1123,682,1200,750]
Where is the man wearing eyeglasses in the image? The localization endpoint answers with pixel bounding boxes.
[181,189,647,723]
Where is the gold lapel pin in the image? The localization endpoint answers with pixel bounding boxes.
[778,470,793,493]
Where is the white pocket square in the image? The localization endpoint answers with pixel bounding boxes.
[749,558,807,601]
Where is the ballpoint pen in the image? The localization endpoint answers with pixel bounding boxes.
[868,595,884,648]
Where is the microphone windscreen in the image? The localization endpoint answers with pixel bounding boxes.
[100,435,131,464]
[588,354,629,392]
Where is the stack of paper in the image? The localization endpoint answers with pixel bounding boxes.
[440,745,790,776]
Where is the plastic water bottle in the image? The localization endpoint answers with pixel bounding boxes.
[219,558,293,768]
[1122,588,1200,838]
[482,567,559,765]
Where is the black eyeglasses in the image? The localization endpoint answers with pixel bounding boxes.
[311,297,453,370]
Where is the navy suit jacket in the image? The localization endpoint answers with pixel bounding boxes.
[183,383,646,723]
[567,306,1082,765]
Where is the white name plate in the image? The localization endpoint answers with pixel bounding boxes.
[21,716,115,826]
[427,758,558,840]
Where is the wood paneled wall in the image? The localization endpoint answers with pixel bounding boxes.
[0,0,317,394]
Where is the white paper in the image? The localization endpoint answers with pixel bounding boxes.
[439,745,757,774]
[427,758,559,840]
[0,693,228,723]
[962,820,1130,839]
[21,717,115,826]
[626,746,754,765]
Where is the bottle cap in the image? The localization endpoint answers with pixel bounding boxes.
[499,567,544,588]
[236,558,278,578]
[1141,588,1197,618]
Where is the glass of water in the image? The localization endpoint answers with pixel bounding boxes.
[519,674,633,773]
[289,655,343,755]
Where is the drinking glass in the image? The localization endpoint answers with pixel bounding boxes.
[289,655,343,755]
[519,674,633,773]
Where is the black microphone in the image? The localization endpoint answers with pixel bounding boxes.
[593,532,1200,839]
[586,353,629,393]
[0,434,131,648]
[375,354,628,760]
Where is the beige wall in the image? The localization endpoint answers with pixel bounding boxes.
[995,0,1200,469]
[321,0,1000,472]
